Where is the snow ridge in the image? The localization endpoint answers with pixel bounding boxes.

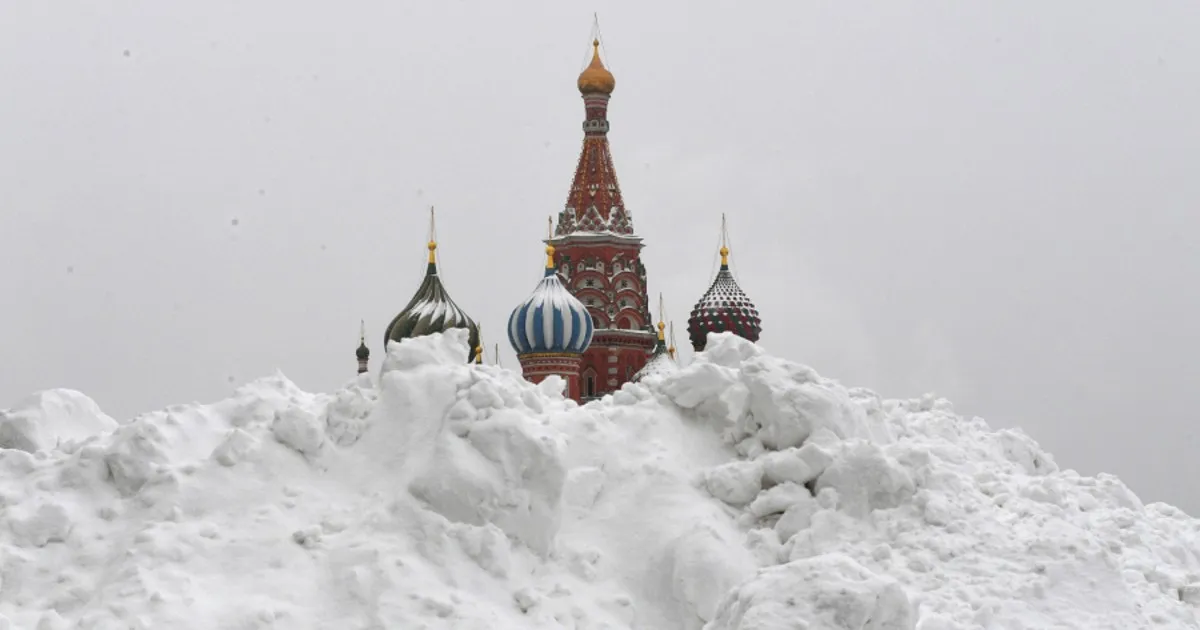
[0,330,1197,629]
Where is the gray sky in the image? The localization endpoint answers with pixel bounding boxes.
[2,1,1198,513]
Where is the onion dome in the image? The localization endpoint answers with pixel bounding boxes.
[509,243,594,355]
[577,39,616,95]
[687,238,762,352]
[356,319,370,361]
[633,320,679,382]
[384,236,480,362]
[356,320,371,374]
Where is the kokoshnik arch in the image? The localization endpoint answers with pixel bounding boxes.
[361,36,764,403]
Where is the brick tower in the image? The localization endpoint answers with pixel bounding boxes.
[548,39,656,401]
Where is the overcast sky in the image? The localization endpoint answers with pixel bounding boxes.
[2,1,1197,512]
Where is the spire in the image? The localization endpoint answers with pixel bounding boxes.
[555,31,633,237]
[427,206,438,269]
[356,319,370,373]
[545,217,557,273]
[656,293,667,344]
[687,216,762,352]
[668,321,677,360]
[474,323,484,364]
[720,213,730,268]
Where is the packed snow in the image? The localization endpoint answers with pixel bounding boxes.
[2,330,1199,629]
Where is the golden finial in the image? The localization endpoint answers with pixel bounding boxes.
[668,322,677,359]
[475,324,484,364]
[545,216,556,269]
[427,206,438,264]
[577,37,616,95]
[359,319,366,344]
[657,293,667,341]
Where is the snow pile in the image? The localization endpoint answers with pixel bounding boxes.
[1,331,1199,629]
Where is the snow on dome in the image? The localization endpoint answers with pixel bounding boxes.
[633,321,678,383]
[508,245,594,356]
[1,331,1199,629]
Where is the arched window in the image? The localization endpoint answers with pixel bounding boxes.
[584,372,596,398]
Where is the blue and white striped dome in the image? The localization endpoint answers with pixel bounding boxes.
[509,251,594,356]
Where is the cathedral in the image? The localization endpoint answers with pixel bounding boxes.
[361,38,763,403]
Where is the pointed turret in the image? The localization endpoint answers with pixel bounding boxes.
[633,294,678,382]
[384,207,480,361]
[556,37,634,236]
[687,215,762,351]
[356,320,370,374]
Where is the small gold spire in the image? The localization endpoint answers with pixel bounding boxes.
[475,325,483,364]
[428,206,438,264]
[657,293,666,341]
[545,216,556,269]
[668,322,677,359]
[545,244,556,269]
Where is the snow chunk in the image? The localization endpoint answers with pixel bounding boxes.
[8,501,73,547]
[211,428,260,466]
[272,408,325,458]
[707,553,915,630]
[760,442,834,487]
[815,442,915,518]
[742,356,865,450]
[704,460,763,506]
[667,524,758,624]
[0,389,118,452]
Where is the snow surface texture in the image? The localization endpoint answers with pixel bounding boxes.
[2,331,1199,629]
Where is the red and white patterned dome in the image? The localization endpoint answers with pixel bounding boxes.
[687,246,761,351]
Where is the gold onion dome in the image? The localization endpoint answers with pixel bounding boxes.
[577,39,615,95]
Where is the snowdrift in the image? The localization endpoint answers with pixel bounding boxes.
[1,331,1199,629]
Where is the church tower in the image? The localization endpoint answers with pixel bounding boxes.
[548,38,656,401]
